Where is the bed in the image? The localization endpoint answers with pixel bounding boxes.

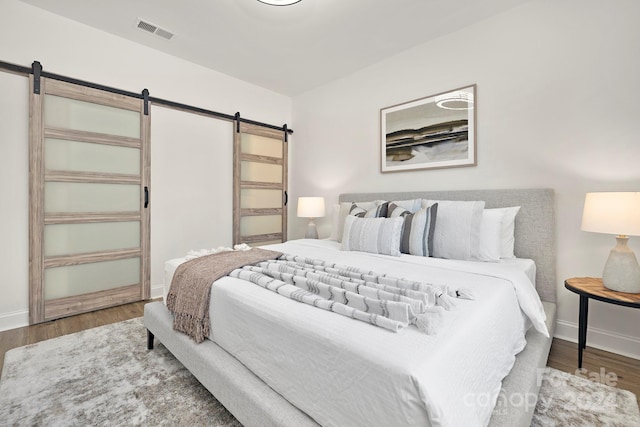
[144,188,557,427]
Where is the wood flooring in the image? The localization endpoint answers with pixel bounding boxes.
[548,337,640,400]
[1,301,638,405]
[0,300,149,370]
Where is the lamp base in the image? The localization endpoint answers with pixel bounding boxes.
[305,219,319,239]
[602,236,640,293]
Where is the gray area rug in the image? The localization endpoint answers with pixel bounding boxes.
[1,318,638,426]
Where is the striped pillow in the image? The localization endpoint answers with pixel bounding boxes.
[336,200,387,242]
[387,202,438,257]
[342,216,403,257]
[349,201,389,218]
[388,199,422,213]
[423,199,485,260]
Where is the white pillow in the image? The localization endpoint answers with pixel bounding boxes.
[498,206,521,258]
[342,216,403,257]
[477,209,505,262]
[335,200,385,242]
[423,199,485,260]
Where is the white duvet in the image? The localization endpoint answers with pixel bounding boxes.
[165,239,548,427]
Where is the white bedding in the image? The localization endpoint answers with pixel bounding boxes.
[164,239,547,427]
[163,243,537,302]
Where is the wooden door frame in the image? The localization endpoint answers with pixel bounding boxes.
[233,122,288,245]
[29,76,150,324]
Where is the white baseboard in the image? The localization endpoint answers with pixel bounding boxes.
[150,283,165,300]
[555,319,640,361]
[0,284,165,333]
[0,309,29,332]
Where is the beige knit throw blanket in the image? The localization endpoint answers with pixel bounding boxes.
[166,248,283,343]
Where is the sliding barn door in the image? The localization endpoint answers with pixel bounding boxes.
[233,123,288,246]
[29,77,150,323]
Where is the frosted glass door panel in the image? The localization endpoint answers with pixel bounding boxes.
[44,222,140,256]
[241,215,282,236]
[234,124,287,246]
[241,134,283,158]
[44,257,141,300]
[45,182,140,212]
[241,189,283,209]
[45,139,140,175]
[241,162,282,183]
[45,95,140,138]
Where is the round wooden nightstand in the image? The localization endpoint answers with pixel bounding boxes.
[564,277,640,368]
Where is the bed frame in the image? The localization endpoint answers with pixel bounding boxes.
[144,188,557,427]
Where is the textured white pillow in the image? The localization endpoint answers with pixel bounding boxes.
[498,206,521,258]
[424,199,485,260]
[342,216,403,257]
[477,209,505,262]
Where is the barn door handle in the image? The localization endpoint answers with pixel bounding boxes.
[283,191,288,206]
[144,186,149,208]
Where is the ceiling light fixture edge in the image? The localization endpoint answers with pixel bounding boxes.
[257,0,302,6]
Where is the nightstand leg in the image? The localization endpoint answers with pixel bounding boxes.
[578,296,588,368]
[583,299,589,349]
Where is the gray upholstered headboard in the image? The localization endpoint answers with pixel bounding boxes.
[339,188,556,303]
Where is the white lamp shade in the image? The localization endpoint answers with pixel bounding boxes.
[581,192,640,236]
[297,197,325,218]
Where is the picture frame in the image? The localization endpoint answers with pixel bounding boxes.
[380,84,476,173]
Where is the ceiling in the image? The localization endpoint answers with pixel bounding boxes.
[20,0,530,96]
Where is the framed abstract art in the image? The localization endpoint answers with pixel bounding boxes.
[381,84,476,172]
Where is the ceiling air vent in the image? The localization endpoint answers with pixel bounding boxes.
[154,27,174,40]
[136,18,174,40]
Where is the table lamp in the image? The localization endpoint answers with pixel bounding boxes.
[297,197,325,239]
[581,192,640,293]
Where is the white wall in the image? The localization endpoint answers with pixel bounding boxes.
[0,0,291,330]
[290,0,640,359]
[0,73,30,329]
[150,106,234,287]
